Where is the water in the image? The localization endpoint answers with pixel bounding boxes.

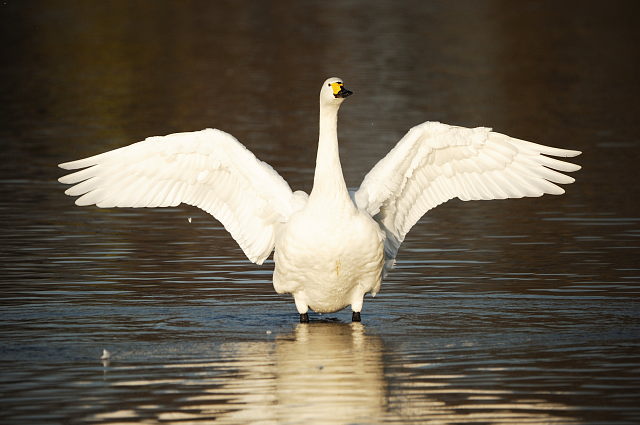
[1,1,640,424]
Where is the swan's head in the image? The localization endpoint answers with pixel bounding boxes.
[320,77,353,105]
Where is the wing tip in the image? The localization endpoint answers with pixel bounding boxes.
[550,186,566,195]
[562,149,582,158]
[58,174,79,184]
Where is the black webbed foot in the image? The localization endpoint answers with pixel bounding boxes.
[300,313,309,323]
[352,311,361,322]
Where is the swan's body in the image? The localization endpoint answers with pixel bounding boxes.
[59,77,581,321]
[274,193,384,314]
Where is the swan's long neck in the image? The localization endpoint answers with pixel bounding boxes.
[309,101,350,205]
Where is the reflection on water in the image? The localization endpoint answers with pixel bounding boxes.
[2,0,640,424]
[271,324,384,424]
[182,323,385,425]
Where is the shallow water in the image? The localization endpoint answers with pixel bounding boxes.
[1,1,640,424]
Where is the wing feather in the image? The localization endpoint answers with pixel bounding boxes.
[354,121,581,272]
[59,128,294,264]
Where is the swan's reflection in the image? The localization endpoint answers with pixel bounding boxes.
[274,322,385,423]
[197,322,385,424]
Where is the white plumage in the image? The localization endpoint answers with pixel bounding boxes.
[60,128,292,264]
[59,77,581,321]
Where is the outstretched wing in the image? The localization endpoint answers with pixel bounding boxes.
[354,121,581,270]
[59,128,294,265]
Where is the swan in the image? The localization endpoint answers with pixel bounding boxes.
[59,77,581,323]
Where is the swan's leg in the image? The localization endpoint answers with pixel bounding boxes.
[294,292,309,323]
[351,292,364,322]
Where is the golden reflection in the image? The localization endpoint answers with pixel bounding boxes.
[189,322,385,425]
[273,323,385,423]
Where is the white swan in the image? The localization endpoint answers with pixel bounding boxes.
[59,77,581,322]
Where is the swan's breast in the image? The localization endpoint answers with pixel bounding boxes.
[273,208,384,301]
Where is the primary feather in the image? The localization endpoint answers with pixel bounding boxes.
[59,78,581,320]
